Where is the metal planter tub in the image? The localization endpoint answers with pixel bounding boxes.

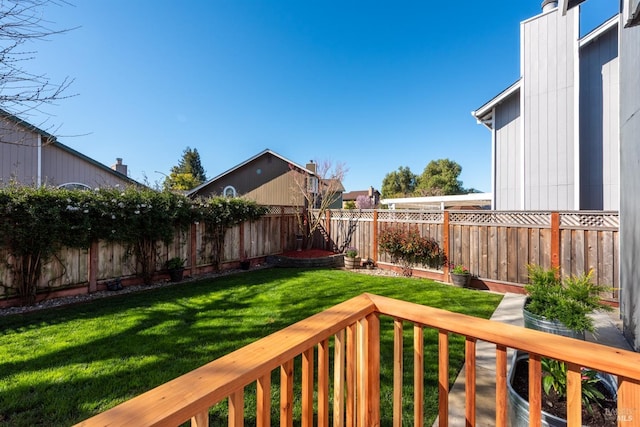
[523,307,586,340]
[507,351,618,427]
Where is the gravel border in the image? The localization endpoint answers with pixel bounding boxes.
[0,265,272,317]
[0,264,399,317]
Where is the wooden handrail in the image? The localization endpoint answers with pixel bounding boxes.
[76,293,640,427]
[75,294,376,427]
[366,293,640,380]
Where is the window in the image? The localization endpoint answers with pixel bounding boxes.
[58,182,91,190]
[223,186,236,197]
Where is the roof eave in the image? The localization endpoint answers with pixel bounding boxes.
[471,80,521,122]
[0,108,57,143]
[579,14,619,48]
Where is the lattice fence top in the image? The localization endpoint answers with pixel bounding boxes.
[560,211,619,230]
[377,210,443,223]
[302,208,619,230]
[265,206,299,215]
[312,209,374,221]
[448,211,551,227]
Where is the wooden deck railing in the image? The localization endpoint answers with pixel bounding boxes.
[75,294,640,427]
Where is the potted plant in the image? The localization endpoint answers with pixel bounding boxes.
[523,265,612,339]
[344,247,361,269]
[449,263,471,287]
[508,353,617,426]
[165,257,186,282]
[507,265,617,426]
[240,251,250,270]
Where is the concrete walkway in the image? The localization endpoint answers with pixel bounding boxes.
[434,292,633,427]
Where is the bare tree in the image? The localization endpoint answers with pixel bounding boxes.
[289,159,347,249]
[0,0,75,120]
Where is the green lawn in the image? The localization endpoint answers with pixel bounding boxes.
[0,268,503,426]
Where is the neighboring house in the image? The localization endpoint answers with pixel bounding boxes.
[342,187,381,208]
[188,149,344,208]
[0,109,137,189]
[472,0,621,211]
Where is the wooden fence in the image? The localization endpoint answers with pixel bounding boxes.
[315,209,619,299]
[0,206,300,305]
[0,207,620,305]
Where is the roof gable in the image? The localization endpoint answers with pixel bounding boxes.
[188,149,316,196]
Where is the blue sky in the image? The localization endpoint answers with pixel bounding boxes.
[26,0,618,193]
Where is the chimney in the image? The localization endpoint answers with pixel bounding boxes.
[111,158,128,176]
[306,160,316,174]
[541,0,558,12]
[368,186,374,197]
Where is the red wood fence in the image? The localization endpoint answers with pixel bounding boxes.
[0,206,300,306]
[0,207,619,306]
[315,209,619,299]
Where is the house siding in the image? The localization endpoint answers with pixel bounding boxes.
[195,152,305,205]
[0,120,39,185]
[494,94,522,210]
[521,8,578,210]
[41,144,130,188]
[579,27,619,210]
[620,16,640,351]
[244,171,305,206]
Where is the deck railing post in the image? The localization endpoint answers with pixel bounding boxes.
[438,330,449,427]
[618,376,640,424]
[367,313,380,426]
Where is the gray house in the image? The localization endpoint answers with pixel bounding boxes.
[619,0,640,350]
[474,0,640,350]
[472,0,620,211]
[0,109,136,189]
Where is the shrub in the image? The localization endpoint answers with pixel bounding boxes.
[165,257,186,270]
[0,185,268,303]
[0,186,99,304]
[378,225,446,276]
[345,247,358,258]
[450,264,469,275]
[524,265,612,333]
[195,197,267,270]
[91,187,195,285]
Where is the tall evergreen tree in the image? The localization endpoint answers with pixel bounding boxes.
[165,147,207,191]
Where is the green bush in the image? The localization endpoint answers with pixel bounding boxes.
[524,265,612,333]
[378,225,446,276]
[0,186,98,304]
[195,197,267,270]
[0,185,267,303]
